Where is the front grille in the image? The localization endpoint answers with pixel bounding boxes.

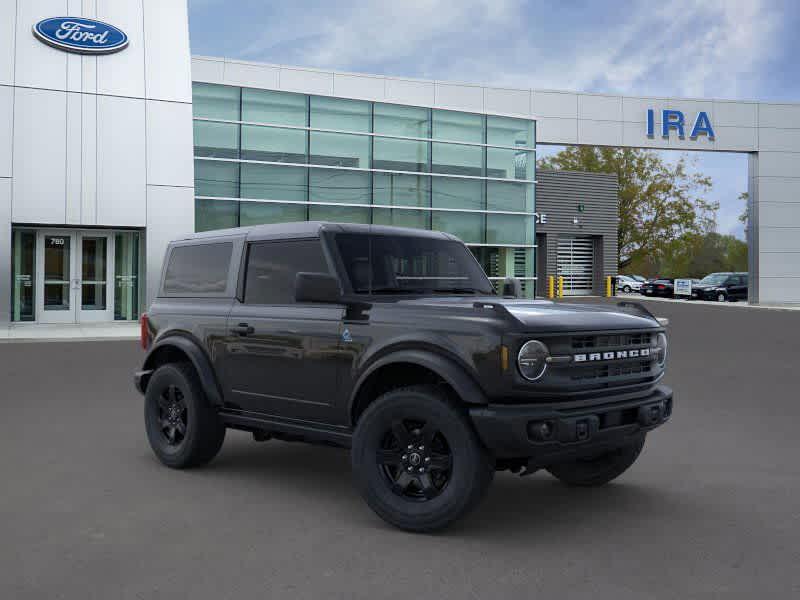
[571,332,652,349]
[570,360,652,381]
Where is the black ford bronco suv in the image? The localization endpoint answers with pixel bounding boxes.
[135,222,672,532]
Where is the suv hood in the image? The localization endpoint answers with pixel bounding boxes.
[397,297,660,332]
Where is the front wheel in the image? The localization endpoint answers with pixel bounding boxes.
[351,385,493,532]
[144,362,226,469]
[622,285,632,293]
[546,435,646,486]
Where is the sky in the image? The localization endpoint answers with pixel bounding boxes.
[188,0,800,240]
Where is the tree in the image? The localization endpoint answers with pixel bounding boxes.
[538,147,718,270]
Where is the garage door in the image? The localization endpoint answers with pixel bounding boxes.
[557,236,594,296]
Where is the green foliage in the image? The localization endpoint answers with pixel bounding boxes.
[622,232,748,278]
[538,146,718,269]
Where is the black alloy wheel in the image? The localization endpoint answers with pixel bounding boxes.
[351,385,493,532]
[144,362,226,469]
[157,385,188,446]
[377,418,453,501]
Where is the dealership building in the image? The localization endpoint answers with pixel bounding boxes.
[2,1,800,328]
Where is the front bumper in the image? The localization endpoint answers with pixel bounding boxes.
[469,385,672,461]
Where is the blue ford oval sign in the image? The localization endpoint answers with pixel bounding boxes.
[33,17,128,55]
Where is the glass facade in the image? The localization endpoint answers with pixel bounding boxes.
[192,82,537,295]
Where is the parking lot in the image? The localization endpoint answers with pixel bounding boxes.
[1,298,799,599]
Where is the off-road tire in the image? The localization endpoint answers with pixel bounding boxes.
[546,435,646,487]
[351,385,494,532]
[144,362,226,469]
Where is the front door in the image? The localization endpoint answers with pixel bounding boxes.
[36,231,113,323]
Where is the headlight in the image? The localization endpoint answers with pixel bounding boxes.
[517,340,550,381]
[655,332,668,366]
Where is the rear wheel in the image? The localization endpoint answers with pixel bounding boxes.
[144,362,225,469]
[717,292,727,302]
[351,385,493,532]
[546,435,646,487]
[622,285,632,293]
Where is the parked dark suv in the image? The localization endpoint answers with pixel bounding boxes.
[135,222,673,532]
[691,272,749,302]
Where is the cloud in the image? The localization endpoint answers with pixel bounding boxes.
[225,0,782,100]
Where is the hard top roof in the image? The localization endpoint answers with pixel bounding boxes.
[171,222,460,243]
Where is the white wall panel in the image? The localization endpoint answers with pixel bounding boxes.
[533,91,577,119]
[65,92,82,223]
[713,126,757,152]
[435,82,483,112]
[146,100,193,187]
[96,0,145,98]
[757,226,800,251]
[0,85,12,178]
[385,78,435,107]
[757,176,800,204]
[621,121,664,148]
[143,0,191,102]
[0,0,15,85]
[0,177,11,325]
[11,87,66,224]
[578,119,623,146]
[191,57,225,83]
[536,117,577,145]
[758,128,800,153]
[279,67,334,96]
[621,97,655,123]
[713,101,757,128]
[484,87,530,117]
[758,277,800,304]
[759,252,800,277]
[14,0,69,90]
[758,201,800,228]
[759,103,800,129]
[578,95,622,121]
[80,92,97,224]
[757,152,800,178]
[96,95,146,225]
[223,60,279,89]
[145,184,193,304]
[333,73,384,101]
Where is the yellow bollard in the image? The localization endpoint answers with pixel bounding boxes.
[548,275,554,299]
[557,276,564,298]
[606,275,612,297]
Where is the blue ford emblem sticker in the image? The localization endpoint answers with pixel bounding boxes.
[33,17,128,54]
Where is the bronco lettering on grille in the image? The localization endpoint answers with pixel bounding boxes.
[574,348,650,363]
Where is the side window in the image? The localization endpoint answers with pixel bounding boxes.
[163,242,233,295]
[244,239,330,304]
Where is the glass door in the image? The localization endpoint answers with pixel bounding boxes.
[36,231,77,323]
[78,232,114,322]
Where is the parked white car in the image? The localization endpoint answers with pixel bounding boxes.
[617,274,643,293]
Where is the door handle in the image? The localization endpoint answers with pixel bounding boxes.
[230,323,255,336]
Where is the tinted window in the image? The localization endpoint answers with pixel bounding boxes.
[163,242,233,295]
[335,233,493,295]
[245,240,329,304]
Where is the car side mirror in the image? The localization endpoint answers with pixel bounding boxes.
[295,272,342,304]
[502,276,522,298]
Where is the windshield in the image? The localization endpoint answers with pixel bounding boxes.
[699,273,729,285]
[335,233,494,295]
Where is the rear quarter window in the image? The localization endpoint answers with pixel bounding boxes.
[163,242,233,295]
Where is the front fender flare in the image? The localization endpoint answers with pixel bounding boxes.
[348,349,488,419]
[141,334,224,406]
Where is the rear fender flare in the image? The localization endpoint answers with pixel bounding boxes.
[142,334,223,406]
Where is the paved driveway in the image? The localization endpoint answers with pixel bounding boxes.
[1,299,798,599]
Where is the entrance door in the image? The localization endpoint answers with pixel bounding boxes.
[77,232,113,322]
[557,236,595,296]
[35,231,114,323]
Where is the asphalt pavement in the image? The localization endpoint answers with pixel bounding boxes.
[1,298,798,599]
